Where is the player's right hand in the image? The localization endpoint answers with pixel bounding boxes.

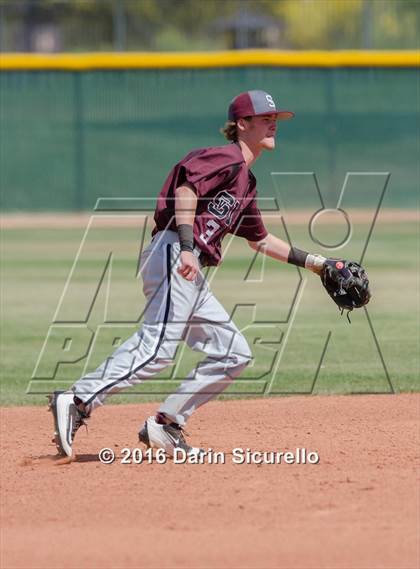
[178,251,199,281]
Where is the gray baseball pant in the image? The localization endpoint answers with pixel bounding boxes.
[71,230,252,426]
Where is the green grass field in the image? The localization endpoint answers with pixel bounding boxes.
[1,215,418,406]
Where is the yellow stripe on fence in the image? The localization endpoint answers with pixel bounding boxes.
[1,50,419,70]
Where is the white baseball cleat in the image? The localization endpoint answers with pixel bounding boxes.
[48,390,88,457]
[138,416,204,457]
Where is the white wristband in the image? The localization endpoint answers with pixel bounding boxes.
[305,254,326,274]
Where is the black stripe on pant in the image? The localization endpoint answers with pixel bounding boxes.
[83,244,172,407]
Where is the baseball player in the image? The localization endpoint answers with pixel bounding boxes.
[49,90,339,458]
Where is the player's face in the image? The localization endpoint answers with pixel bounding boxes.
[243,114,278,151]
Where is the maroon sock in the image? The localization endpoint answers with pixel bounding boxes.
[155,412,169,425]
[73,396,89,416]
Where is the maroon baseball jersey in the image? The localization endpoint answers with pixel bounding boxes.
[153,143,268,266]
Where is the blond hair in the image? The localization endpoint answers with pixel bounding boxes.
[220,120,238,142]
[220,117,252,142]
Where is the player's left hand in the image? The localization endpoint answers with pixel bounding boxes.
[320,258,371,313]
[178,251,199,281]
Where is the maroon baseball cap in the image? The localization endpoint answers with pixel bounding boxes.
[228,90,294,122]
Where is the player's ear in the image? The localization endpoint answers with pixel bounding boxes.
[237,117,252,132]
[236,119,246,132]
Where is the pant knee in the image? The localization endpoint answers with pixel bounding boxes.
[233,352,252,369]
[228,334,252,370]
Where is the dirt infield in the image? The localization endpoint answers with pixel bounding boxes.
[1,394,419,569]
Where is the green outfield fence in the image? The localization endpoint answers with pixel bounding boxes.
[0,51,419,211]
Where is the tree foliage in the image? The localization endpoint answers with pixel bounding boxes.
[2,0,419,51]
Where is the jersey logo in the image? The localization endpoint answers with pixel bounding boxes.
[208,191,239,225]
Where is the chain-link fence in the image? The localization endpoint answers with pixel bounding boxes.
[1,63,418,210]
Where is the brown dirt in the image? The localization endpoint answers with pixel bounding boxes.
[1,394,419,569]
[1,209,418,229]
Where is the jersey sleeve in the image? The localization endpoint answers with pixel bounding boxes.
[177,148,241,197]
[231,198,268,242]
